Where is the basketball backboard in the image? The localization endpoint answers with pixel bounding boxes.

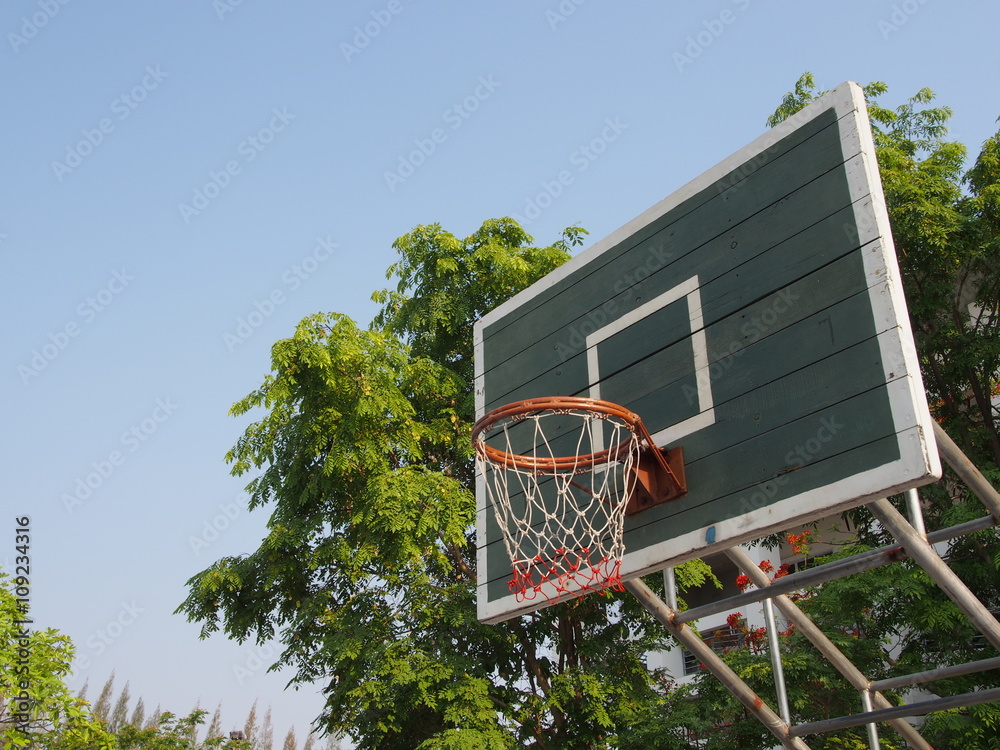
[474,81,941,624]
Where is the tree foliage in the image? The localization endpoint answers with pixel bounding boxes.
[177,218,719,748]
[113,709,252,750]
[0,571,116,749]
[1,569,276,749]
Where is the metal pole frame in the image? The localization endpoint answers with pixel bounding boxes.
[624,577,811,750]
[723,547,931,750]
[630,424,1000,749]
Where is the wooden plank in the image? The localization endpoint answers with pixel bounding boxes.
[625,296,883,442]
[483,249,883,465]
[480,383,902,600]
[483,171,861,409]
[478,330,894,581]
[481,108,846,366]
[481,106,846,347]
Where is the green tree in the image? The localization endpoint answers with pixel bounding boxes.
[178,218,719,748]
[187,701,202,745]
[0,571,115,749]
[115,708,252,750]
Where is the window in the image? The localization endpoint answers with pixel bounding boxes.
[682,619,746,675]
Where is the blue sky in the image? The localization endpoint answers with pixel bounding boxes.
[2,0,998,744]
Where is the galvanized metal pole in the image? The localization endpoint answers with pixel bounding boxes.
[859,689,880,750]
[762,597,791,725]
[870,655,1000,693]
[724,547,933,750]
[674,514,996,626]
[791,688,1000,737]
[868,498,1000,652]
[623,577,812,750]
[663,566,678,610]
[904,488,927,538]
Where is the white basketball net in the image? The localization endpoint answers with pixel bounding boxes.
[476,406,642,604]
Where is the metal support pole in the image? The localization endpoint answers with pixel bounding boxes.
[663,566,678,610]
[762,597,791,725]
[791,688,1000,737]
[724,547,933,750]
[623,577,812,750]
[859,689,880,750]
[904,488,927,539]
[870,655,1000,693]
[675,514,996,626]
[867,498,1000,652]
[934,420,1000,522]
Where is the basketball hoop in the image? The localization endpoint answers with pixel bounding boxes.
[472,396,686,604]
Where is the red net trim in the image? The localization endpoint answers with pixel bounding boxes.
[508,548,625,604]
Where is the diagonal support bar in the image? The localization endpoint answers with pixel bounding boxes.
[623,577,811,750]
[934,420,1000,522]
[867,498,1000,652]
[724,546,933,750]
[675,514,996,626]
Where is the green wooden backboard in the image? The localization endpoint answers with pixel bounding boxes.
[475,82,940,623]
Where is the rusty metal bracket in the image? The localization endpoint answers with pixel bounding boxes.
[626,445,687,515]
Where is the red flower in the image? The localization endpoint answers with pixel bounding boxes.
[786,529,814,556]
[773,563,793,579]
[735,574,752,591]
[758,559,774,574]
